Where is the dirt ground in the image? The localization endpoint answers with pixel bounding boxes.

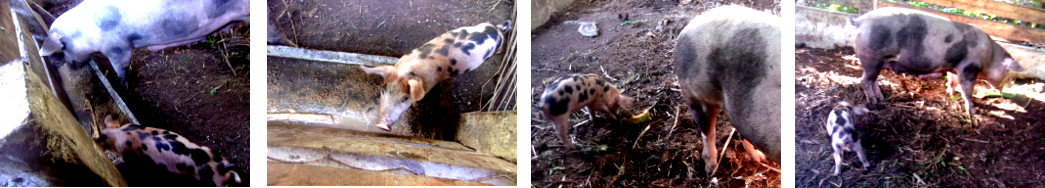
[795,47,1045,187]
[530,0,780,187]
[38,1,251,186]
[267,0,514,139]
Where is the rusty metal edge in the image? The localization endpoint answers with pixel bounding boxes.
[87,60,138,125]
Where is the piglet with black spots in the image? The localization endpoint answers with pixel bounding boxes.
[850,7,1024,120]
[673,5,781,174]
[362,20,511,131]
[95,115,241,186]
[39,0,249,84]
[826,101,871,175]
[538,74,633,149]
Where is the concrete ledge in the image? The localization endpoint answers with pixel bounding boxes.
[1001,43,1045,80]
[456,111,517,163]
[795,5,856,49]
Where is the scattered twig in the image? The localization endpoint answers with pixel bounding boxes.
[217,35,237,76]
[571,119,590,128]
[600,65,617,81]
[888,103,919,109]
[632,124,651,149]
[666,106,681,140]
[760,162,782,173]
[711,127,737,176]
[960,137,990,144]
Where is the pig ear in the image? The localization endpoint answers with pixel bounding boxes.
[360,65,394,77]
[618,96,634,108]
[1003,58,1024,72]
[407,79,426,102]
[39,34,63,56]
[497,20,513,33]
[852,107,870,115]
[103,115,120,128]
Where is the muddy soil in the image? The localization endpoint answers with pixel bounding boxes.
[267,0,515,139]
[530,1,780,187]
[795,47,1045,187]
[36,1,251,185]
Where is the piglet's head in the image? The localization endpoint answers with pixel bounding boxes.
[361,65,426,131]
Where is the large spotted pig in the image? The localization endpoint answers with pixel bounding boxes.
[39,0,249,83]
[850,7,1024,120]
[362,20,511,131]
[672,5,781,174]
[826,101,871,175]
[95,115,241,186]
[538,74,633,149]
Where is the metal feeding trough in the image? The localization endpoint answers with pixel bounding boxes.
[266,44,518,185]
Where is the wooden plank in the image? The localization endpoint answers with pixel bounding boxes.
[268,162,490,186]
[916,0,1045,24]
[878,1,1045,44]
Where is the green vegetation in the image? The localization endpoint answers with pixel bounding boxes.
[812,2,859,13]
[620,20,646,26]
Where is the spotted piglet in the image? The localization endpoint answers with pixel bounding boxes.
[826,102,871,175]
[361,20,512,131]
[95,115,241,186]
[538,74,633,149]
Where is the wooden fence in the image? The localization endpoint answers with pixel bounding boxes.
[876,0,1045,44]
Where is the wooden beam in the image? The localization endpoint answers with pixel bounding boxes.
[878,1,1045,44]
[916,0,1045,24]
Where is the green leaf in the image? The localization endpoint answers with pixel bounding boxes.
[620,20,646,26]
[549,166,566,175]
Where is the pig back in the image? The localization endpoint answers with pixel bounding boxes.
[49,0,249,49]
[852,7,1001,74]
[672,5,781,163]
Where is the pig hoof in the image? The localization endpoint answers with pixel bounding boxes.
[375,123,391,131]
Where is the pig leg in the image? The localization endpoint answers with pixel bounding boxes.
[859,57,886,108]
[831,144,844,175]
[946,72,959,96]
[957,67,978,124]
[102,44,134,85]
[688,99,721,174]
[592,103,618,120]
[853,141,872,169]
[549,114,575,149]
[741,139,767,164]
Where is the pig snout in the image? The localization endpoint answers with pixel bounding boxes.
[41,0,249,84]
[852,7,1025,119]
[672,5,781,174]
[371,83,414,131]
[826,101,871,175]
[539,74,630,149]
[267,22,298,47]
